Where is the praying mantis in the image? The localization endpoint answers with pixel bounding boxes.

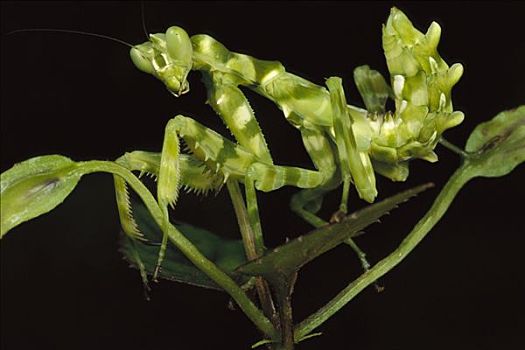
[115,7,464,279]
[2,3,524,350]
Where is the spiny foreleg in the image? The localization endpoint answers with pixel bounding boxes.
[113,149,223,283]
[203,71,273,164]
[169,115,328,191]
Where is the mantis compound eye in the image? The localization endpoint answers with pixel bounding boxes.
[165,26,193,66]
[165,26,193,96]
[130,47,155,74]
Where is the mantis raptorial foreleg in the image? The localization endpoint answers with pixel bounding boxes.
[185,74,338,243]
[171,115,328,192]
[122,113,350,277]
[114,150,223,280]
[204,72,273,164]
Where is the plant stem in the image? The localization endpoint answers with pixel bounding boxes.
[227,180,261,258]
[275,277,296,350]
[275,297,294,350]
[279,299,295,350]
[294,165,473,341]
[227,180,279,329]
[345,238,371,270]
[78,161,278,340]
[439,137,470,158]
[244,178,266,254]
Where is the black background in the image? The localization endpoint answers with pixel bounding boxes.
[1,2,524,349]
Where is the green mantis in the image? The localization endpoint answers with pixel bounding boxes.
[117,7,465,278]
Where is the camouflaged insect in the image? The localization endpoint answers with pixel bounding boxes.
[124,9,462,205]
[115,7,465,273]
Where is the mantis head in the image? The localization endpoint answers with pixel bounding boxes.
[130,26,193,97]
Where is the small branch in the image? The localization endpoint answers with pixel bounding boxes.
[227,180,260,258]
[294,165,473,341]
[276,296,294,350]
[275,274,297,350]
[227,180,280,330]
[244,178,266,254]
[439,137,470,158]
[345,238,370,270]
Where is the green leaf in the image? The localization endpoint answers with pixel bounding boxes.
[1,155,81,237]
[237,183,433,280]
[119,202,248,290]
[465,106,525,178]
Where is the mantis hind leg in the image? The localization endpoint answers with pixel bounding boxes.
[290,182,338,228]
[291,184,375,277]
[285,90,376,275]
[287,121,338,224]
[287,121,375,274]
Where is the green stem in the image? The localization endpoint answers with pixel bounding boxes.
[275,278,296,350]
[345,238,371,271]
[227,180,279,329]
[227,180,261,258]
[439,137,470,158]
[294,165,473,341]
[244,178,266,254]
[78,161,278,340]
[276,296,294,350]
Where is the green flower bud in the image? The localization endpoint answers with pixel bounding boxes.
[466,106,525,178]
[1,155,81,237]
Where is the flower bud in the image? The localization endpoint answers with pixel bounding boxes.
[1,155,81,237]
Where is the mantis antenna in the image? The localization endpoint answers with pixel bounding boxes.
[140,1,150,40]
[5,28,135,49]
[6,2,150,45]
